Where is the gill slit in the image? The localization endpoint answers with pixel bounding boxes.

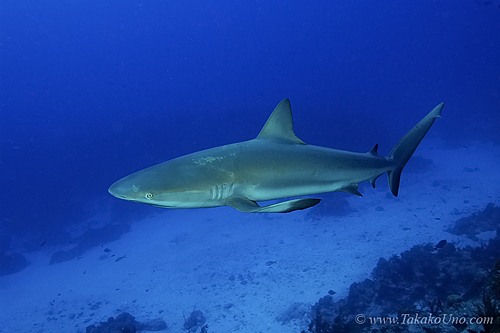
[210,183,235,200]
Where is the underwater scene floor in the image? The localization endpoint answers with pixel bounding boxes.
[1,140,499,333]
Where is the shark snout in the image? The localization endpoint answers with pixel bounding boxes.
[108,179,132,200]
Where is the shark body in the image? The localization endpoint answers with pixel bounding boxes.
[109,99,444,213]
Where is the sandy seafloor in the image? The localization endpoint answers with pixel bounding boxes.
[1,140,499,333]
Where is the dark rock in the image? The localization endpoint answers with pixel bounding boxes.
[447,202,500,238]
[50,248,84,265]
[223,303,234,310]
[50,223,131,264]
[0,252,30,276]
[183,310,206,332]
[85,312,166,333]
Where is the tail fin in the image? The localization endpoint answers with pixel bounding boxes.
[388,103,444,196]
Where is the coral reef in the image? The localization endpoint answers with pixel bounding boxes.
[303,229,500,333]
[481,258,500,333]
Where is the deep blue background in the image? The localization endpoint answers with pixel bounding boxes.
[1,0,499,246]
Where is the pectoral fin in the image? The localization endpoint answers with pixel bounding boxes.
[227,197,321,213]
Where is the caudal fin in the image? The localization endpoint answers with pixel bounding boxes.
[388,103,444,196]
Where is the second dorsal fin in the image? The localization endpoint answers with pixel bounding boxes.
[368,144,379,156]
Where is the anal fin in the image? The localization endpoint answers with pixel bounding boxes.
[227,197,321,213]
[369,175,381,188]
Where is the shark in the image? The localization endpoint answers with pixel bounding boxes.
[109,99,444,213]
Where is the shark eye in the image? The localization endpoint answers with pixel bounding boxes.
[145,193,154,200]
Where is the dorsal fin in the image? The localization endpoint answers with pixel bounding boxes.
[256,99,306,144]
[368,144,379,156]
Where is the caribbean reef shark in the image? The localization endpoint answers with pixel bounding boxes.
[109,99,444,213]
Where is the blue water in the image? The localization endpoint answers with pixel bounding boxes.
[1,0,499,256]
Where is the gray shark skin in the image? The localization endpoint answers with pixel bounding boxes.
[109,99,444,213]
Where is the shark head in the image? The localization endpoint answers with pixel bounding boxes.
[108,158,218,209]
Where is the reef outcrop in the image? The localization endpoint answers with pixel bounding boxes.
[303,203,500,333]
